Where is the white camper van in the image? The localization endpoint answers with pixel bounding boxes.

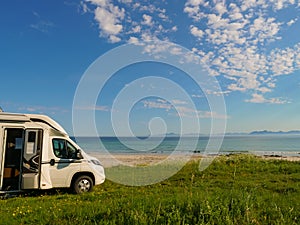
[0,112,105,194]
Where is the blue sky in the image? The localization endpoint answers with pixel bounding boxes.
[1,0,300,136]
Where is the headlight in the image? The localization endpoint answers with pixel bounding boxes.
[91,159,102,166]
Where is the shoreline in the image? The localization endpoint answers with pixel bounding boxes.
[91,152,300,168]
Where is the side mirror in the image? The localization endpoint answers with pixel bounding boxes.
[76,149,83,159]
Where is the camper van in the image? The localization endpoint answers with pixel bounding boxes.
[0,112,105,194]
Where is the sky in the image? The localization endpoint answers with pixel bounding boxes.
[1,0,300,136]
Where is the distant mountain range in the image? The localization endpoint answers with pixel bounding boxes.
[162,130,300,136]
[249,130,300,135]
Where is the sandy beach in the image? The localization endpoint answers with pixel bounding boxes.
[261,155,300,162]
[93,153,194,167]
[92,153,300,168]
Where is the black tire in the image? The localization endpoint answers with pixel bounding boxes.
[72,175,93,194]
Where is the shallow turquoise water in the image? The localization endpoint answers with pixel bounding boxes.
[73,135,300,157]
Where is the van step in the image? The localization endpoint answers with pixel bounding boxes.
[0,190,22,199]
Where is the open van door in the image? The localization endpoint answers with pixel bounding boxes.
[21,129,43,189]
[1,128,24,191]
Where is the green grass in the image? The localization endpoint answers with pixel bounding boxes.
[0,154,299,224]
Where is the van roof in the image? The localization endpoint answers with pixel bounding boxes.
[0,112,31,122]
[0,112,67,135]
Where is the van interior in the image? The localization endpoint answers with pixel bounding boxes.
[2,128,42,191]
[2,128,23,191]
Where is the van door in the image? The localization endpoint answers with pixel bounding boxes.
[1,128,24,191]
[21,129,43,189]
[49,138,81,187]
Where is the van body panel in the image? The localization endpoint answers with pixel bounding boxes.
[49,159,81,187]
[39,164,53,189]
[22,174,39,189]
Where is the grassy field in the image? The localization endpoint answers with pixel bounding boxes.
[0,154,299,225]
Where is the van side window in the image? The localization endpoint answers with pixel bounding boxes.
[52,139,77,159]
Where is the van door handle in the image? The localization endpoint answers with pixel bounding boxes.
[50,159,55,166]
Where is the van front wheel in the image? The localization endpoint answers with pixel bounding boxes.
[72,176,93,194]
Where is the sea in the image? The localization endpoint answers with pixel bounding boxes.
[72,135,300,157]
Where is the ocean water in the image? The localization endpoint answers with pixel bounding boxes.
[73,135,300,157]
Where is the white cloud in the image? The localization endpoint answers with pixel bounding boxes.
[80,1,91,13]
[228,83,247,92]
[171,99,187,105]
[109,35,121,43]
[190,26,204,39]
[143,99,228,119]
[85,0,300,104]
[215,2,227,15]
[18,105,68,114]
[157,99,167,103]
[287,18,298,26]
[186,0,204,6]
[137,4,165,14]
[270,0,297,11]
[245,93,289,104]
[249,17,281,44]
[94,6,123,34]
[75,105,110,111]
[30,21,55,33]
[191,94,203,98]
[30,11,55,33]
[158,12,168,21]
[88,0,125,42]
[119,0,132,3]
[88,0,109,6]
[94,105,110,111]
[169,46,183,55]
[128,36,140,44]
[268,82,276,88]
[131,25,141,33]
[143,100,172,111]
[229,12,243,21]
[184,0,300,104]
[142,14,153,26]
[257,87,272,93]
[171,26,178,32]
[184,0,207,20]
[205,90,231,96]
[269,46,299,76]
